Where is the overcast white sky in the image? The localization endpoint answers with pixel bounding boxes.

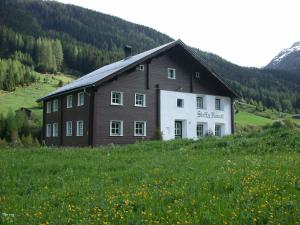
[56,0,300,67]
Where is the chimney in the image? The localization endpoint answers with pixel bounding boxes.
[124,45,132,58]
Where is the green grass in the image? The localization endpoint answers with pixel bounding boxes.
[0,128,299,224]
[235,111,273,126]
[0,74,74,118]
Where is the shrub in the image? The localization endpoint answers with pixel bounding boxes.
[153,129,162,140]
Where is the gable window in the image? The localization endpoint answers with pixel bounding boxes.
[67,95,73,108]
[196,96,204,109]
[77,92,84,106]
[53,99,58,112]
[46,102,52,113]
[111,91,123,105]
[110,120,123,136]
[177,98,184,108]
[52,123,58,137]
[137,64,144,71]
[76,120,84,136]
[46,124,52,137]
[168,68,176,79]
[195,72,200,78]
[215,98,222,110]
[66,121,72,136]
[197,123,204,137]
[215,124,223,137]
[135,93,146,107]
[134,121,146,136]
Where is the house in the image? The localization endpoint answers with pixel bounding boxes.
[37,40,239,146]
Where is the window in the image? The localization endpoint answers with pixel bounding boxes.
[168,68,176,79]
[46,102,51,113]
[196,96,204,109]
[53,99,58,112]
[76,120,84,136]
[134,121,146,136]
[46,124,51,137]
[110,120,123,136]
[215,98,222,110]
[52,123,58,137]
[197,124,204,137]
[66,121,72,136]
[67,95,73,108]
[177,98,184,108]
[111,91,123,105]
[215,124,222,137]
[77,92,84,106]
[135,93,146,107]
[195,72,200,78]
[137,64,144,71]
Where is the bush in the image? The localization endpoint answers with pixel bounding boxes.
[153,129,162,140]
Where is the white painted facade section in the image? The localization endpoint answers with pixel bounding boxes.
[160,90,232,140]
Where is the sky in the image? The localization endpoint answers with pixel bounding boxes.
[56,0,300,68]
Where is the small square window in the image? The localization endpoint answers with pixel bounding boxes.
[177,98,184,108]
[135,93,146,107]
[197,96,204,109]
[46,102,52,113]
[111,91,123,105]
[46,124,52,137]
[215,98,222,110]
[78,92,84,106]
[76,120,84,136]
[66,121,72,136]
[134,121,146,136]
[67,95,73,108]
[52,123,58,137]
[137,64,144,71]
[110,120,123,136]
[53,99,58,112]
[168,68,176,79]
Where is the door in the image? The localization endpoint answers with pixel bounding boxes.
[175,121,182,139]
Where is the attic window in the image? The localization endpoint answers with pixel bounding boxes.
[195,72,200,78]
[168,68,176,79]
[137,64,144,71]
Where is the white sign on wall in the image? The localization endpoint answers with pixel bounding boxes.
[197,111,224,119]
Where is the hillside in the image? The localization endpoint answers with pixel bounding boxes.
[0,0,299,113]
[0,127,299,224]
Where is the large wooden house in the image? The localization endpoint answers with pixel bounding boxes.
[38,40,239,146]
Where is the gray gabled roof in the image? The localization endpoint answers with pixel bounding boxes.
[38,39,238,101]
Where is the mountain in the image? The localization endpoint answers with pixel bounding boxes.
[266,42,300,75]
[0,0,299,113]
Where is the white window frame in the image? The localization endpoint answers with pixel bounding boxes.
[215,98,222,111]
[137,64,144,71]
[177,98,184,108]
[134,121,146,136]
[195,72,200,78]
[196,96,204,109]
[215,124,223,137]
[77,92,84,106]
[197,123,204,138]
[110,120,123,136]
[168,68,176,79]
[46,124,52,137]
[66,121,72,136]
[76,120,84,136]
[46,102,52,113]
[53,99,58,112]
[67,95,73,108]
[111,91,123,105]
[135,93,146,107]
[52,123,58,137]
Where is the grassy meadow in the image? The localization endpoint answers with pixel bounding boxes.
[0,74,74,118]
[0,127,299,225]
